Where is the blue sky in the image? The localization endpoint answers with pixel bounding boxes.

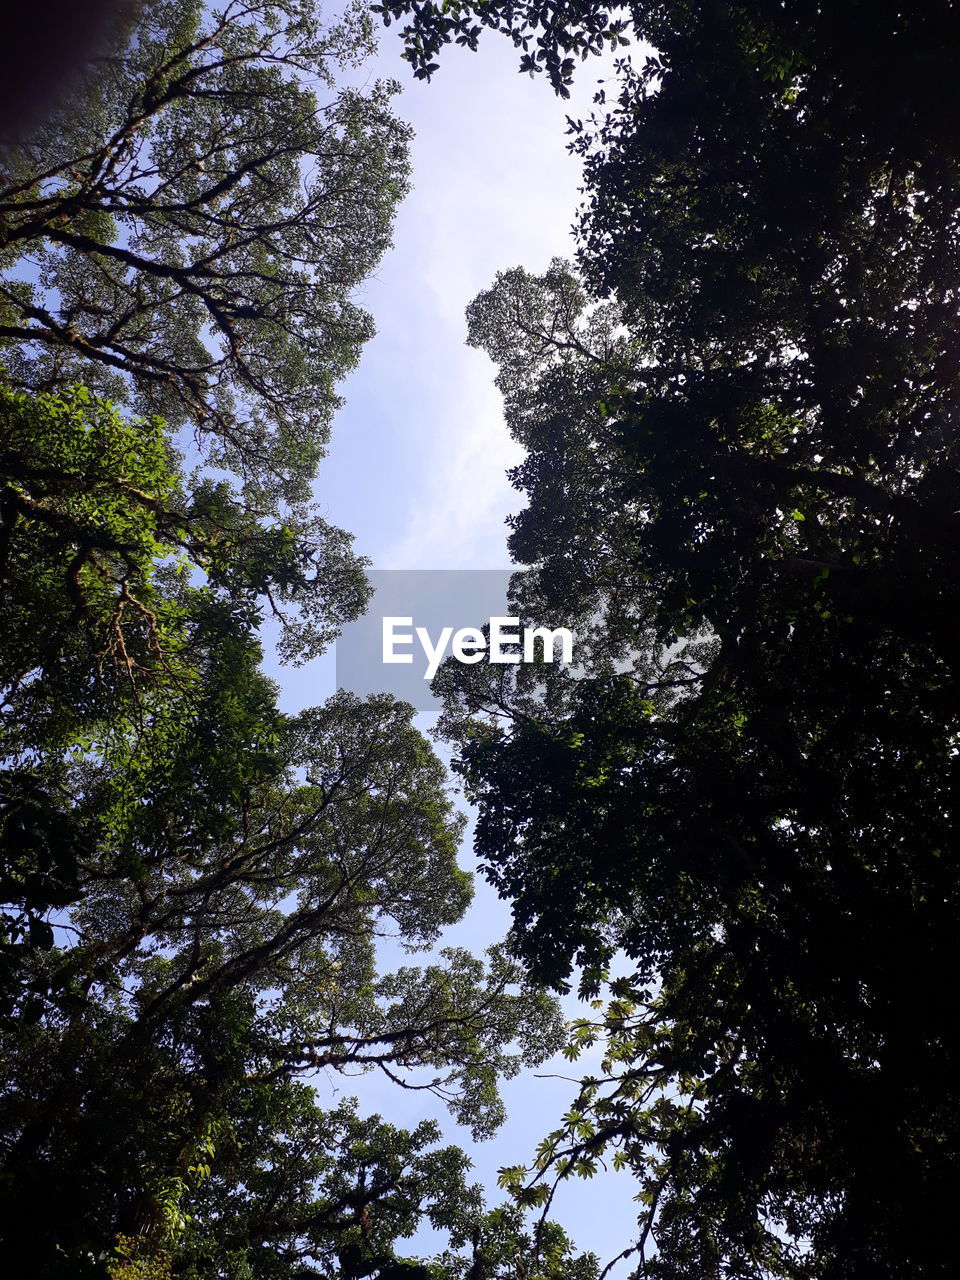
[266,26,643,1269]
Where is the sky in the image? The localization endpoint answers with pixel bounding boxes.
[263,20,647,1271]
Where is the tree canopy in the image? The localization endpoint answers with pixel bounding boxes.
[0,4,599,1278]
[0,0,410,506]
[382,1,960,1276]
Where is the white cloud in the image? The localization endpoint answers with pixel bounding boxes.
[334,35,606,571]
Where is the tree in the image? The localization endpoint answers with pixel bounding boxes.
[383,3,960,1276]
[0,423,577,1273]
[0,4,587,1276]
[0,0,393,1049]
[0,383,368,760]
[0,0,410,507]
[151,1098,596,1280]
[0,377,368,1004]
[0,640,569,1275]
[0,0,409,718]
[0,384,571,1277]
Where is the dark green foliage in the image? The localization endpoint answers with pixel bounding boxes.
[0,769,86,1022]
[384,2,960,1276]
[0,659,566,1276]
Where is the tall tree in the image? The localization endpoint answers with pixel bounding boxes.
[385,3,960,1277]
[0,0,410,507]
[0,391,580,1271]
[0,4,590,1277]
[1,655,567,1276]
[0,383,367,760]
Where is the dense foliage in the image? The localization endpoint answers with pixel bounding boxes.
[0,4,599,1278]
[0,0,409,507]
[384,1,960,1276]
